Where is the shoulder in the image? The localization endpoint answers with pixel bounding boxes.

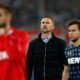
[13,28,29,39]
[29,37,39,45]
[55,37,65,43]
[54,36,66,46]
[14,28,29,35]
[65,45,73,51]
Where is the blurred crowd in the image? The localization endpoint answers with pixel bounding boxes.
[0,0,80,39]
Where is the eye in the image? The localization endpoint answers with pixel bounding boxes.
[0,14,2,17]
[68,29,76,32]
[68,30,71,32]
[72,30,76,32]
[46,22,49,24]
[42,21,45,24]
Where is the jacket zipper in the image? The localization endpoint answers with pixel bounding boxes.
[44,44,47,80]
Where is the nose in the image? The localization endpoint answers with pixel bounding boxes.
[43,25,47,27]
[69,31,73,36]
[42,23,46,27]
[43,23,46,26]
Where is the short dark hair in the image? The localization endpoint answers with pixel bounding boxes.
[67,20,80,30]
[41,16,53,22]
[0,4,12,14]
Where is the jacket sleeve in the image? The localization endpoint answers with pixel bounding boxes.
[60,41,68,66]
[26,42,34,80]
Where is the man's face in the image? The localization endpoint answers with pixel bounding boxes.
[40,18,54,33]
[68,24,80,41]
[0,8,11,28]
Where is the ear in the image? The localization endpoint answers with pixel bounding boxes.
[52,23,55,30]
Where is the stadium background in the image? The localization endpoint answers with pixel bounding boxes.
[0,0,80,80]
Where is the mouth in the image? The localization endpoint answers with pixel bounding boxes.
[42,26,47,29]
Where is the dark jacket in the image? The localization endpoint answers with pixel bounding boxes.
[26,33,68,80]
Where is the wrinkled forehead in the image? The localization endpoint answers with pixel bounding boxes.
[41,18,53,23]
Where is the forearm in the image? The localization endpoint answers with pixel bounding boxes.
[62,65,69,80]
[62,70,69,80]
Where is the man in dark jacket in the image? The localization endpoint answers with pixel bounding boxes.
[26,16,68,80]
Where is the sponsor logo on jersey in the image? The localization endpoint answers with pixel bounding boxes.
[68,57,80,64]
[0,51,9,60]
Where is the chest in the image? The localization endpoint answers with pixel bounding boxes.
[33,42,61,61]
[65,48,80,65]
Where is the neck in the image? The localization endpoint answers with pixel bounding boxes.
[5,23,10,33]
[72,38,80,46]
[42,32,52,38]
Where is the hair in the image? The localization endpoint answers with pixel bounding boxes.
[0,4,12,14]
[41,16,54,22]
[67,19,80,30]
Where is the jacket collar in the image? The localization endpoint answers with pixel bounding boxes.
[38,32,55,38]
